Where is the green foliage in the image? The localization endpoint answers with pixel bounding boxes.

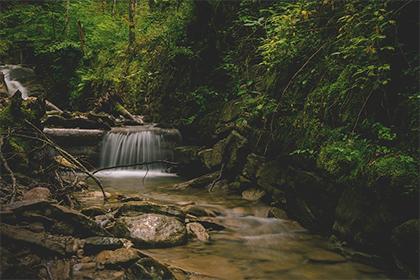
[366,154,417,194]
[317,138,370,182]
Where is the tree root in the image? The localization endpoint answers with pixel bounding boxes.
[0,135,17,203]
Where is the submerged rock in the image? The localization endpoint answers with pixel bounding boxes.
[121,214,187,248]
[84,237,128,255]
[115,201,185,220]
[127,257,175,280]
[241,187,266,202]
[95,248,141,267]
[186,222,210,242]
[307,250,347,264]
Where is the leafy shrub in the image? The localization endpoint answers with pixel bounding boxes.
[366,154,417,193]
[317,139,370,182]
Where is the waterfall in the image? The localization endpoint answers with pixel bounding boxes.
[0,65,42,98]
[99,126,180,173]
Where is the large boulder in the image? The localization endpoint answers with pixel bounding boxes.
[173,146,207,178]
[5,200,109,237]
[199,130,248,177]
[285,168,337,233]
[120,214,187,248]
[242,153,265,181]
[333,181,417,253]
[390,219,419,278]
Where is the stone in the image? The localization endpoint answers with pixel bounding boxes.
[44,259,72,280]
[241,187,266,201]
[199,130,248,175]
[84,237,127,254]
[186,222,210,242]
[115,201,185,220]
[183,205,220,217]
[242,153,265,181]
[306,250,347,264]
[95,248,141,267]
[174,146,207,177]
[391,219,419,278]
[127,258,175,280]
[121,214,187,248]
[6,200,109,237]
[267,207,288,219]
[22,187,51,201]
[0,223,78,256]
[81,206,107,217]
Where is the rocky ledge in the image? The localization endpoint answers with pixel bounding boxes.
[0,188,224,279]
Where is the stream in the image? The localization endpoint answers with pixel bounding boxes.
[85,170,388,280]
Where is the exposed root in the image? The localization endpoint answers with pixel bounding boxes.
[0,135,17,203]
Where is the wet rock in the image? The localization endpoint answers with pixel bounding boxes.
[119,195,143,203]
[95,248,141,267]
[81,206,107,217]
[186,222,210,242]
[115,201,185,220]
[127,257,175,280]
[94,214,115,228]
[391,219,419,278]
[84,237,127,255]
[121,214,187,248]
[198,148,222,170]
[188,217,226,231]
[242,153,265,181]
[199,131,248,176]
[74,269,126,280]
[109,220,131,238]
[172,172,218,190]
[307,250,347,264]
[0,223,80,256]
[6,200,109,237]
[267,207,288,219]
[241,187,266,201]
[42,259,72,280]
[0,246,38,279]
[22,187,51,201]
[183,205,220,217]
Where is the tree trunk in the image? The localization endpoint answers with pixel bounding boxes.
[112,0,117,15]
[64,0,70,35]
[128,0,137,53]
[77,20,85,55]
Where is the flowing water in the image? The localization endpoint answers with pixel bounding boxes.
[99,126,180,172]
[90,128,389,280]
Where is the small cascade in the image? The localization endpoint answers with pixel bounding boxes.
[99,126,180,172]
[0,64,43,98]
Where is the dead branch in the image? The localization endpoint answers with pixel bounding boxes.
[208,163,225,192]
[15,121,108,202]
[92,160,179,175]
